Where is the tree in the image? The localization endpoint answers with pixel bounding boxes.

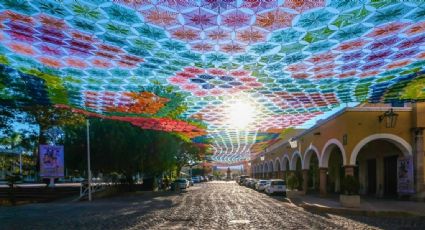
[0,132,22,149]
[62,117,206,190]
[24,105,85,144]
[174,141,202,176]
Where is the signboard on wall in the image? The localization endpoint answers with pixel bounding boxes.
[397,156,414,194]
[39,145,64,178]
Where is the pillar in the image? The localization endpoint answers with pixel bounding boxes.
[344,165,355,176]
[413,128,425,195]
[319,168,327,197]
[302,169,308,194]
[376,156,384,197]
[358,160,367,195]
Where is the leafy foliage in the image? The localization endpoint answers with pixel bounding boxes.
[64,118,204,186]
[287,173,300,190]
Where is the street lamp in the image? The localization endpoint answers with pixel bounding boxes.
[378,108,398,128]
[260,156,265,161]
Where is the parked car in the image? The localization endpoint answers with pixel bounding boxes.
[255,180,268,191]
[242,178,251,186]
[249,179,258,189]
[192,176,201,183]
[244,178,255,187]
[265,179,286,196]
[178,178,190,187]
[246,178,252,187]
[174,178,188,189]
[71,177,85,182]
[187,178,194,186]
[238,175,249,185]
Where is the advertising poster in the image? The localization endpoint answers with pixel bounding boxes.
[39,145,64,178]
[397,156,414,194]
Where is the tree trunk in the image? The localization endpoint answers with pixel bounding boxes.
[35,125,48,182]
[176,165,183,178]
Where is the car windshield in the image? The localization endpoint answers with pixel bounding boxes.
[176,179,186,183]
[259,181,267,184]
[271,181,285,186]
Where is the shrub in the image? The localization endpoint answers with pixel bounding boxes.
[342,175,360,195]
[6,173,21,188]
[287,173,299,190]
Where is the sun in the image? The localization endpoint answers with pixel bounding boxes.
[225,98,257,130]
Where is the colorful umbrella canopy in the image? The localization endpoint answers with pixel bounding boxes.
[1,0,425,164]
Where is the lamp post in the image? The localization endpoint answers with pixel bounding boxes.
[86,119,92,202]
[378,108,399,128]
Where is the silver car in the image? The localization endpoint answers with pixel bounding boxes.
[174,179,188,189]
[255,180,268,191]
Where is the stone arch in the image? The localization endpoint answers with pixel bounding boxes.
[350,133,412,165]
[268,161,274,172]
[320,138,347,168]
[290,151,302,170]
[274,158,281,172]
[302,144,321,170]
[282,154,290,171]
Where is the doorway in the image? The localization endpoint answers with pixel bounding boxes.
[367,159,376,195]
[384,155,398,197]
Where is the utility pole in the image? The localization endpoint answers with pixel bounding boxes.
[86,119,92,202]
[19,151,22,175]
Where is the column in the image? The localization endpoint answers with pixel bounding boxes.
[302,169,308,194]
[413,128,425,195]
[376,156,384,197]
[344,165,355,176]
[358,160,367,195]
[319,168,328,197]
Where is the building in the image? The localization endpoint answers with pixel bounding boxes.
[251,102,425,200]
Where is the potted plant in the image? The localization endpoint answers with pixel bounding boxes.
[340,175,360,208]
[286,173,304,198]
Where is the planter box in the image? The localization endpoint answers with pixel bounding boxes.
[339,195,360,208]
[286,190,304,198]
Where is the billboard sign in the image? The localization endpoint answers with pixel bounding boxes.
[397,156,414,194]
[40,145,64,178]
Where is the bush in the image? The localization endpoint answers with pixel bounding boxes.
[287,173,299,190]
[342,175,360,195]
[6,173,21,188]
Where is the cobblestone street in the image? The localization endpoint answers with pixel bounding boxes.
[1,182,425,230]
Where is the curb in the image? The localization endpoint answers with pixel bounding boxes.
[297,203,424,218]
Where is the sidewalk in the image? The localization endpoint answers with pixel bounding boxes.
[289,194,425,217]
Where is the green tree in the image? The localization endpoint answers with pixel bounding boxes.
[62,118,206,190]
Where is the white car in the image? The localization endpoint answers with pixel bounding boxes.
[174,179,188,189]
[265,179,286,196]
[255,180,268,191]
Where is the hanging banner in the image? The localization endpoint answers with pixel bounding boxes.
[397,156,414,194]
[39,145,64,178]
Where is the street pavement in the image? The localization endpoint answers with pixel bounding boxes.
[1,181,425,229]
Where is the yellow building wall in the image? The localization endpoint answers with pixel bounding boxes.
[253,103,425,184]
[259,108,414,167]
